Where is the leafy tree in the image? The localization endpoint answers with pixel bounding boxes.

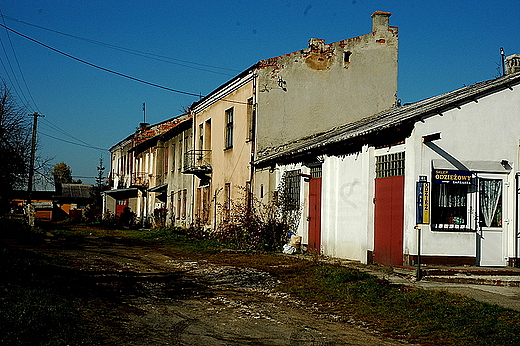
[0,85,31,214]
[51,162,82,186]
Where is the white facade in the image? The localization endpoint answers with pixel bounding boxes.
[269,71,520,267]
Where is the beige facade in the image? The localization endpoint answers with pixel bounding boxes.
[105,115,193,227]
[188,74,255,226]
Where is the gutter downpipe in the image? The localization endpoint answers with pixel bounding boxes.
[514,172,520,268]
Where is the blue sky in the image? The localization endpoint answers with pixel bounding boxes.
[1,0,519,186]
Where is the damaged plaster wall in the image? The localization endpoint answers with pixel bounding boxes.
[255,11,398,156]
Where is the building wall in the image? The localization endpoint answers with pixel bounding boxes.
[321,146,375,263]
[255,12,398,155]
[164,127,193,227]
[404,85,520,266]
[192,80,254,224]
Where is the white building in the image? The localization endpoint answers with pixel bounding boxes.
[256,57,520,267]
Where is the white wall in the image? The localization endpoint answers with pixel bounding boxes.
[404,84,520,263]
[321,147,374,263]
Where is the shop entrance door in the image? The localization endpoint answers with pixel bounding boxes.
[478,175,506,266]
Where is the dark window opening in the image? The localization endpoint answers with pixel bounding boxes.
[344,51,352,63]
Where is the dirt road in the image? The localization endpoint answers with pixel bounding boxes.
[41,234,414,346]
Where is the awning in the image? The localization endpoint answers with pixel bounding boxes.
[102,188,139,199]
[149,183,168,193]
[432,159,510,173]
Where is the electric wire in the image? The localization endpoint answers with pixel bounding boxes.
[1,14,239,76]
[0,10,40,113]
[0,23,205,98]
[39,131,107,152]
[40,118,98,150]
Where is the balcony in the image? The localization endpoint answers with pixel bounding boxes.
[131,172,150,187]
[183,150,212,174]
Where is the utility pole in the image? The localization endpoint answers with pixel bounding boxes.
[27,112,44,205]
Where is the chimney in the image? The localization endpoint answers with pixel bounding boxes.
[371,11,391,32]
[506,54,520,75]
[308,38,326,52]
[139,122,149,130]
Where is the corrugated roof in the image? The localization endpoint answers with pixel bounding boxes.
[255,72,520,166]
[59,184,94,199]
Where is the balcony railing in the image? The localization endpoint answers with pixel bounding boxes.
[183,150,212,174]
[131,172,150,187]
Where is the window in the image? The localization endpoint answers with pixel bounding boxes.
[344,51,352,63]
[432,184,470,230]
[199,123,204,150]
[431,170,476,232]
[247,98,254,141]
[225,107,234,149]
[164,146,169,174]
[171,144,176,171]
[182,190,187,219]
[224,183,231,217]
[479,179,502,228]
[283,170,301,210]
[375,152,405,178]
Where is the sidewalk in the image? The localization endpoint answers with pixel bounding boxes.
[298,255,520,311]
[376,264,520,311]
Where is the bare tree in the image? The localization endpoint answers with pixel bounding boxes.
[0,85,31,214]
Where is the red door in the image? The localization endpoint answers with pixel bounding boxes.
[116,199,129,217]
[374,176,404,266]
[308,177,322,252]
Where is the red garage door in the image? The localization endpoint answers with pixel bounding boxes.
[373,175,405,266]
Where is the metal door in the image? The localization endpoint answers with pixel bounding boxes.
[374,175,405,266]
[308,177,322,252]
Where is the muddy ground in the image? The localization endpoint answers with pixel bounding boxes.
[35,231,415,346]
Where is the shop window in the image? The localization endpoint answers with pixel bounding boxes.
[432,183,471,231]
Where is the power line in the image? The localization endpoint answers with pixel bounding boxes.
[0,22,205,97]
[39,131,107,152]
[40,118,96,150]
[0,10,40,113]
[1,14,240,76]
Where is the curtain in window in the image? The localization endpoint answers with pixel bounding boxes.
[437,184,466,207]
[479,179,502,227]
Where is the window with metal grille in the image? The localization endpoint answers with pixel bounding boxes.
[375,152,405,178]
[283,170,301,209]
[310,165,322,178]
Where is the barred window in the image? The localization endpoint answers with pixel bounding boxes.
[283,170,301,209]
[376,152,405,178]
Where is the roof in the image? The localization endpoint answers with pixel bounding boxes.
[130,114,191,154]
[58,184,94,199]
[255,72,520,166]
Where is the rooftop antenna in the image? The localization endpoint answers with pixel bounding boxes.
[142,102,146,123]
[500,47,506,76]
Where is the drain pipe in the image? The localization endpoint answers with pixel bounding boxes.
[511,173,519,267]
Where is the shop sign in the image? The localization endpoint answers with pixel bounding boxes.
[416,181,430,224]
[433,169,472,185]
